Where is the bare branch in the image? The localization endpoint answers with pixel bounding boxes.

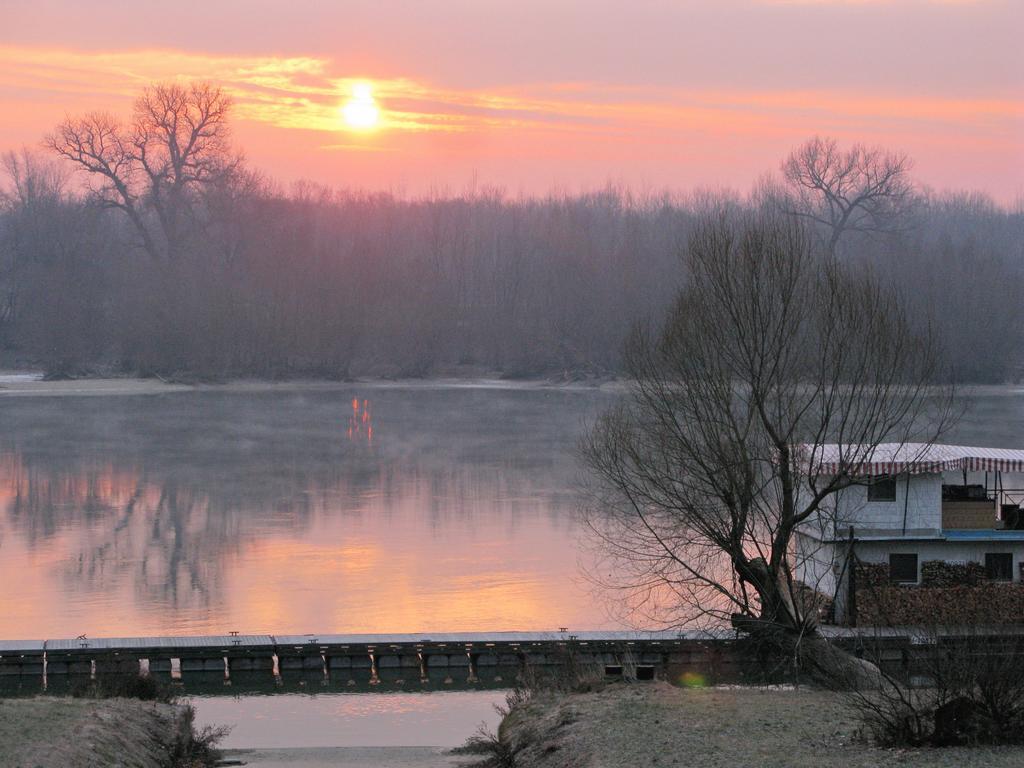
[581,207,954,646]
[781,136,917,256]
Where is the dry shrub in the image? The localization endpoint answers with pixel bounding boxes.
[168,704,231,768]
[67,660,228,766]
[844,575,1024,746]
[455,649,611,767]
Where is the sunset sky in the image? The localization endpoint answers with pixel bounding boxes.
[1,0,1021,200]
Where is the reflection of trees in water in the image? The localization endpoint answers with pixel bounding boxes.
[2,455,137,539]
[0,455,232,612]
[0,388,590,620]
[1,452,574,615]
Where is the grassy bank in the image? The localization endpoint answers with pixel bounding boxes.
[487,682,1024,768]
[0,697,219,768]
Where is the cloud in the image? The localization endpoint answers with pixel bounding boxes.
[0,45,597,135]
[318,143,397,153]
[753,0,987,4]
[0,43,1017,146]
[0,42,1019,207]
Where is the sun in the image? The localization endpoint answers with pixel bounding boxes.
[341,82,380,130]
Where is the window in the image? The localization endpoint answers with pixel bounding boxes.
[868,476,898,502]
[985,553,1013,582]
[889,553,918,583]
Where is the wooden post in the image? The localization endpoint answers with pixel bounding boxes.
[847,525,857,628]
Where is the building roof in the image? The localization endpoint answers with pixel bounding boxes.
[807,443,1024,476]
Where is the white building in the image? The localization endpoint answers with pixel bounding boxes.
[793,443,1024,624]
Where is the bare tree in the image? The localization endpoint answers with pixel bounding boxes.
[0,149,73,335]
[46,82,235,261]
[1,148,68,206]
[581,208,953,683]
[7,110,1019,382]
[782,136,916,255]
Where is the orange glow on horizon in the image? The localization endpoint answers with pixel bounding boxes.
[0,42,1018,201]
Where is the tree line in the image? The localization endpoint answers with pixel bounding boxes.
[0,83,1020,382]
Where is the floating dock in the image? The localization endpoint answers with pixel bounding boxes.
[0,630,736,682]
[2,627,948,686]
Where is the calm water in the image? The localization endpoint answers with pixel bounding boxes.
[0,382,619,639]
[193,690,505,749]
[2,381,1022,747]
[1,382,1023,639]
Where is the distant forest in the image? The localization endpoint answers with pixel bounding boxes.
[1,83,1021,383]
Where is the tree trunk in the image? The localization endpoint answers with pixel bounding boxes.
[794,633,886,690]
[731,614,885,690]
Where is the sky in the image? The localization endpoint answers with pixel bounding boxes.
[1,0,1021,200]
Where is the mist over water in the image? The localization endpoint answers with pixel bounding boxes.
[0,383,616,639]
[0,383,1020,641]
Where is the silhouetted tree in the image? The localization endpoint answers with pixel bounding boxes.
[0,149,69,333]
[0,100,1016,382]
[582,209,954,685]
[47,82,235,261]
[782,136,916,255]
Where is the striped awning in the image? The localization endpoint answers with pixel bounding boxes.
[805,443,1024,476]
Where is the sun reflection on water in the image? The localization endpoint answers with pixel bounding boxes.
[347,397,373,443]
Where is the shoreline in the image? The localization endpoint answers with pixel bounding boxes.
[1,372,1020,400]
[0,697,204,768]
[497,681,1024,767]
[0,372,625,398]
[221,747,466,767]
[9,681,1024,766]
